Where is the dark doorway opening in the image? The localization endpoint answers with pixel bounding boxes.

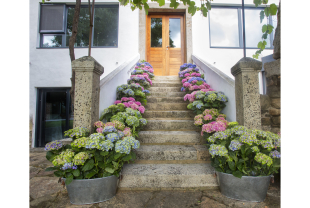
[35,88,73,147]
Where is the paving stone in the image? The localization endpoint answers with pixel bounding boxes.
[144,120,200,131]
[30,177,64,199]
[147,97,185,103]
[138,131,202,144]
[149,87,181,92]
[145,103,188,111]
[119,164,217,189]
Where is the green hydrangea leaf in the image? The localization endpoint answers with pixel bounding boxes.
[232,171,243,178]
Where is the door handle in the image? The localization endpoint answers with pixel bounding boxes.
[166,46,169,50]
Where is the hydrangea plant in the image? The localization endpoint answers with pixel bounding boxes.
[206,123,281,178]
[185,90,228,114]
[45,122,140,185]
[64,127,90,141]
[116,83,148,105]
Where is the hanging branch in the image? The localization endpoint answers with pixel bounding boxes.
[88,0,95,56]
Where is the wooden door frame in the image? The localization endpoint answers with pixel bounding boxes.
[146,13,186,75]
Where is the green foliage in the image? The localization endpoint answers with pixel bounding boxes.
[252,3,278,59]
[207,125,281,178]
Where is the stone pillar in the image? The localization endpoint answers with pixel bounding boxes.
[231,57,262,130]
[72,56,104,133]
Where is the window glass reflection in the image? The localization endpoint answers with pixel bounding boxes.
[244,9,270,48]
[151,18,162,47]
[42,35,62,47]
[93,7,118,46]
[169,18,181,48]
[210,8,239,47]
[66,7,90,47]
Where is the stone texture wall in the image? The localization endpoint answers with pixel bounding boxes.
[72,56,104,133]
[231,58,262,130]
[260,3,281,134]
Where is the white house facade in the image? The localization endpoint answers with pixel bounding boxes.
[29,0,278,147]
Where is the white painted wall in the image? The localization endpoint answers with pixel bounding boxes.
[192,0,278,79]
[29,0,139,146]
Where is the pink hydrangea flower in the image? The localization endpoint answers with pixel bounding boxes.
[123,102,130,108]
[94,121,104,128]
[135,101,141,106]
[138,106,145,113]
[183,82,191,87]
[128,101,134,105]
[128,97,135,101]
[191,80,198,84]
[204,114,213,121]
[184,73,190,77]
[105,122,116,127]
[96,127,103,133]
[114,100,122,105]
[199,85,206,89]
[193,85,199,90]
[123,127,132,137]
[194,119,203,126]
[182,79,188,83]
[121,97,129,102]
[130,103,139,110]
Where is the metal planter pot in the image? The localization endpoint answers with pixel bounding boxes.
[63,175,118,205]
[216,171,271,202]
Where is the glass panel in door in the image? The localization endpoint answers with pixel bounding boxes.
[169,18,181,48]
[151,18,163,47]
[44,91,67,142]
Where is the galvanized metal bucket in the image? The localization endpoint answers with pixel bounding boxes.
[216,171,271,202]
[63,175,119,205]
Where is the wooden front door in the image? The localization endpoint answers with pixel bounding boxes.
[146,14,185,76]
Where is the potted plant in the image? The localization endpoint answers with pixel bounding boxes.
[45,120,140,205]
[206,123,281,202]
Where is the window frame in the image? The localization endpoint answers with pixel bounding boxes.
[39,4,66,33]
[208,5,276,49]
[39,3,119,48]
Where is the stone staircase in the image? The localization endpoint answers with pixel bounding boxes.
[119,76,218,190]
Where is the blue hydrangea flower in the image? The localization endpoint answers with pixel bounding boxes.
[103,126,117,134]
[123,89,134,96]
[99,140,114,151]
[142,90,150,94]
[123,136,140,149]
[106,133,120,142]
[44,140,63,151]
[229,140,242,151]
[181,87,185,92]
[117,131,125,138]
[89,133,105,140]
[139,118,147,125]
[115,140,131,154]
[209,144,228,157]
[61,162,75,170]
[269,150,281,158]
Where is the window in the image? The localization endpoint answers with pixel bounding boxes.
[209,6,277,49]
[39,4,119,48]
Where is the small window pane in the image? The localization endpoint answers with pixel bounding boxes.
[151,18,162,47]
[210,9,239,47]
[169,18,181,48]
[66,7,90,47]
[40,5,65,32]
[93,7,118,46]
[42,35,62,47]
[244,9,270,48]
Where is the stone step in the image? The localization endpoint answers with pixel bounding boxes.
[145,103,188,111]
[149,87,181,92]
[144,120,200,131]
[152,82,182,87]
[135,145,209,162]
[150,92,187,97]
[119,163,218,190]
[147,97,185,103]
[138,131,203,145]
[154,76,180,81]
[143,110,194,119]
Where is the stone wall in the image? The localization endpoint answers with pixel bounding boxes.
[260,2,281,134]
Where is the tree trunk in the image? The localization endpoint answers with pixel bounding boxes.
[69,0,81,113]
